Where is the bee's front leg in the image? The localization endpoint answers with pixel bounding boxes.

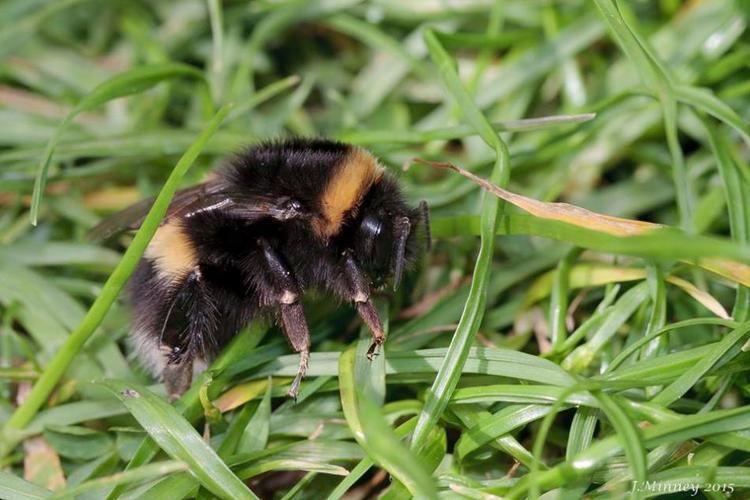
[258,238,310,400]
[341,251,385,359]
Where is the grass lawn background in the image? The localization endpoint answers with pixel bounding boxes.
[1,1,750,498]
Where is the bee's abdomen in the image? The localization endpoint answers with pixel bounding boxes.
[128,255,258,377]
[144,221,198,280]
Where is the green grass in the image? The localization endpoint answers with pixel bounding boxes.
[1,1,750,498]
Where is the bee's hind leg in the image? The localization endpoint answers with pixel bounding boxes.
[163,355,194,402]
[258,238,311,400]
[158,267,216,402]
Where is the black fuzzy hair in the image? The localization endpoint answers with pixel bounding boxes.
[126,138,426,391]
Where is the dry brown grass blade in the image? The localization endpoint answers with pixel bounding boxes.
[416,158,750,288]
[665,276,730,319]
[17,382,65,491]
[415,158,657,235]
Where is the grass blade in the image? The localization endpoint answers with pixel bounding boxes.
[337,113,595,145]
[454,404,554,460]
[703,118,750,321]
[593,0,692,230]
[1,104,231,449]
[30,63,209,225]
[338,347,437,499]
[100,380,257,500]
[508,405,750,496]
[49,460,187,499]
[651,322,750,406]
[593,393,647,495]
[431,215,750,286]
[410,25,510,450]
[676,85,750,147]
[0,470,52,500]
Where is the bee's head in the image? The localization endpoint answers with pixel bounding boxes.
[349,177,430,290]
[220,141,430,288]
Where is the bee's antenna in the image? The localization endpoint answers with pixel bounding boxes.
[392,216,411,291]
[419,200,432,251]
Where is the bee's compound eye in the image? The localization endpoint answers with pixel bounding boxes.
[361,215,382,236]
[360,215,382,250]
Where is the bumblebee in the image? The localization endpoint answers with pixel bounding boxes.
[92,139,430,399]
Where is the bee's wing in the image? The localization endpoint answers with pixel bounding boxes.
[88,182,227,240]
[89,181,302,241]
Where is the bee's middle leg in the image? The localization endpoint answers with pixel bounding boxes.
[258,239,310,400]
